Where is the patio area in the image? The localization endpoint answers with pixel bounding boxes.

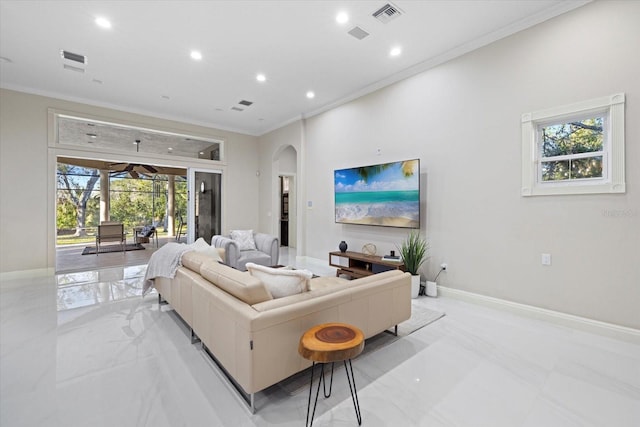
[56,235,185,274]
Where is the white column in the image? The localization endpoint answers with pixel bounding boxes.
[99,170,110,222]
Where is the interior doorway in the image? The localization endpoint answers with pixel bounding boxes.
[278,174,296,248]
[279,176,290,247]
[273,144,297,249]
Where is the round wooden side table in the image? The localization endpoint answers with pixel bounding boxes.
[298,322,365,426]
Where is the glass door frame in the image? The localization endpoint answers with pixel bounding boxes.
[187,167,223,243]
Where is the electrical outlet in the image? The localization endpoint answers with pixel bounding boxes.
[541,253,551,266]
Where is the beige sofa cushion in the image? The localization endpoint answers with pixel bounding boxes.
[246,263,313,298]
[309,276,349,291]
[181,249,225,273]
[200,260,273,305]
[191,238,224,260]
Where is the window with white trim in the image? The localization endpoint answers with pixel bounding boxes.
[521,93,625,196]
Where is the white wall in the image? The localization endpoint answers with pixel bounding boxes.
[261,1,640,329]
[0,89,260,273]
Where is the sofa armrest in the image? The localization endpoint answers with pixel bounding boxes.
[253,233,279,265]
[211,235,240,269]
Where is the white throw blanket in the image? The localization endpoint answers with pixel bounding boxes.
[142,242,194,295]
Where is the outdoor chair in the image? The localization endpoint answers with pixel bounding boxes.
[175,216,186,242]
[95,222,125,255]
[135,224,158,247]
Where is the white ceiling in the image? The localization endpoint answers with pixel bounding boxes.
[0,0,588,136]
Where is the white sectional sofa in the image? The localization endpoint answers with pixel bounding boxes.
[153,251,411,412]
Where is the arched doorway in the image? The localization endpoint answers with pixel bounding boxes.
[273,145,297,248]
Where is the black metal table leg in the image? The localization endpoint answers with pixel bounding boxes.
[305,360,361,426]
[323,362,335,398]
[306,362,324,427]
[344,359,362,425]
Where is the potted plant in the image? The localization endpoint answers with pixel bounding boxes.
[397,231,429,298]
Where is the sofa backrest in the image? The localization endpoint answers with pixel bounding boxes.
[199,259,273,305]
[182,249,226,272]
[251,269,407,312]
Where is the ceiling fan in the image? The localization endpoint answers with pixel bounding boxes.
[108,139,159,178]
[108,162,158,179]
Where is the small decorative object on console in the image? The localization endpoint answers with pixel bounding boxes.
[339,240,348,253]
[382,250,401,262]
[361,243,377,256]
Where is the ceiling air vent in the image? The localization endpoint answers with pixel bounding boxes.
[63,64,85,73]
[60,50,87,64]
[231,106,244,112]
[372,3,403,24]
[348,26,370,40]
[238,100,253,106]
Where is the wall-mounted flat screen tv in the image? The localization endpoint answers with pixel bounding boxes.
[334,159,420,229]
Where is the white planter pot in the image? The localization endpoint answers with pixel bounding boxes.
[411,275,420,299]
[426,280,437,297]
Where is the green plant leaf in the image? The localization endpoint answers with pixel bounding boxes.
[397,231,429,275]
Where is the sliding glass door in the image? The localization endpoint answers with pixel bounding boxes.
[188,168,222,242]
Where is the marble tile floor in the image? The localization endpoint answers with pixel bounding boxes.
[1,252,639,426]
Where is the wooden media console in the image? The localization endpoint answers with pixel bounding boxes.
[329,250,405,279]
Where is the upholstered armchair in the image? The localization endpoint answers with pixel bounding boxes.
[211,231,279,271]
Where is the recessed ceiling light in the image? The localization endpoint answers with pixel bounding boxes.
[256,73,266,82]
[190,50,202,61]
[161,95,170,100]
[86,133,97,138]
[336,12,349,24]
[95,17,111,29]
[306,91,315,99]
[390,46,402,57]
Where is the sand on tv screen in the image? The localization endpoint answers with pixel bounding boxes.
[334,159,420,229]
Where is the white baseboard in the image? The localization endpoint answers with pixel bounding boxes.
[438,286,640,345]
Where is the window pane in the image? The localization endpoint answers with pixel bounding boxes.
[541,117,604,157]
[570,156,603,179]
[542,157,603,182]
[541,160,570,181]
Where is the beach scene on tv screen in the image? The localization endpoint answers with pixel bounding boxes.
[334,159,420,228]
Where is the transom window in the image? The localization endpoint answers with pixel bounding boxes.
[521,94,625,196]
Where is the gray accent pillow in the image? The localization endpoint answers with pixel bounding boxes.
[230,229,256,250]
